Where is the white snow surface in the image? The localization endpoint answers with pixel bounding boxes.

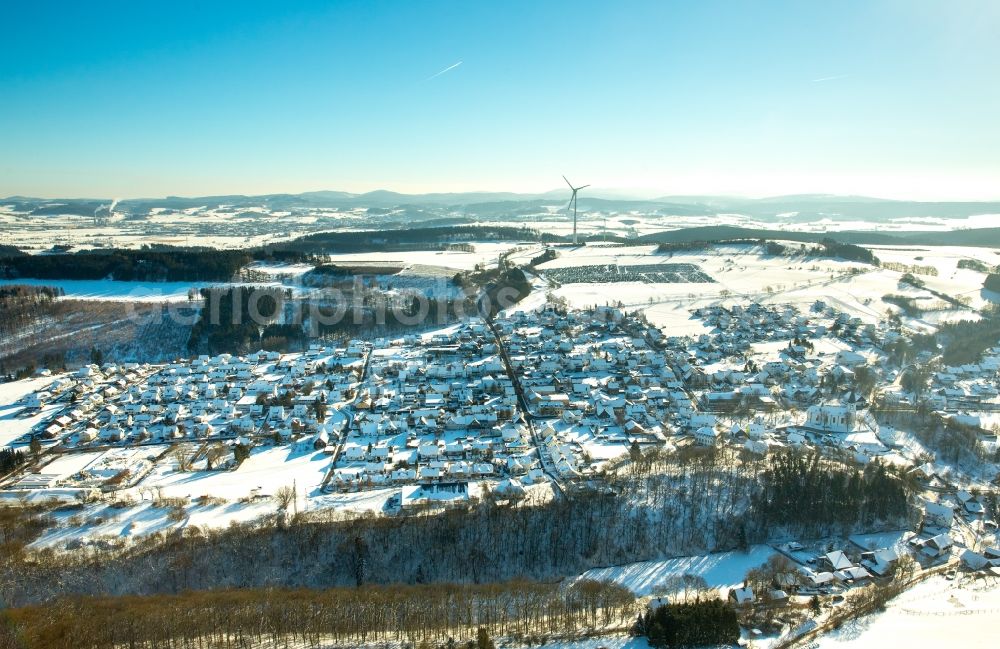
[575,544,777,597]
[0,278,297,302]
[0,375,63,448]
[815,575,1000,649]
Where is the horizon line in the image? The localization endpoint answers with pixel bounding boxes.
[4,188,1000,203]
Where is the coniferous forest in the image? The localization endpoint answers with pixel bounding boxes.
[639,599,741,648]
[0,248,255,282]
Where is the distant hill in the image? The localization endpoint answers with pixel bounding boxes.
[636,226,1000,248]
[4,190,998,224]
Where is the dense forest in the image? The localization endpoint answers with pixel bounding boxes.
[639,599,740,648]
[0,248,254,282]
[957,259,995,273]
[477,267,533,319]
[751,453,909,534]
[0,448,26,478]
[819,238,879,264]
[187,286,291,355]
[653,237,880,265]
[985,272,1000,293]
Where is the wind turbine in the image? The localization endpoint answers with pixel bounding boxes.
[563,175,589,246]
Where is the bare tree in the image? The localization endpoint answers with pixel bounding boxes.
[274,484,295,512]
[170,445,193,472]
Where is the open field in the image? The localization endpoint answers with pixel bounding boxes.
[814,575,1000,649]
[576,544,778,597]
[537,243,994,334]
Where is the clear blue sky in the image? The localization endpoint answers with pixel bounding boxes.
[2,0,998,200]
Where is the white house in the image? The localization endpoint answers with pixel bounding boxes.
[806,403,857,433]
[924,500,955,528]
[694,426,720,447]
[728,586,754,605]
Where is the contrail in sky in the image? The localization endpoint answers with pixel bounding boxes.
[812,74,849,83]
[426,61,462,81]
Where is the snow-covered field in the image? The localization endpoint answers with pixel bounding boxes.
[0,208,321,251]
[0,277,304,302]
[26,445,334,548]
[141,445,330,502]
[487,210,1000,239]
[323,241,529,272]
[539,243,992,334]
[815,575,1000,649]
[507,638,651,649]
[575,544,777,597]
[34,496,278,548]
[246,261,316,276]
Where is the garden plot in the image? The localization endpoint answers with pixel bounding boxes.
[546,421,634,469]
[307,486,399,515]
[63,445,168,490]
[9,451,105,490]
[136,444,331,502]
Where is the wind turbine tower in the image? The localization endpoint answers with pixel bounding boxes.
[563,175,590,245]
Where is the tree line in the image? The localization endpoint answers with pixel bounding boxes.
[2,578,636,649]
[0,449,26,479]
[819,238,879,265]
[0,248,254,282]
[267,225,548,255]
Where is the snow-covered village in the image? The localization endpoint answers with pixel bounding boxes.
[4,3,1000,647]
[2,240,1000,647]
[7,295,999,522]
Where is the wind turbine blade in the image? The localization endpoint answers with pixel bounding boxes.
[576,184,591,190]
[563,176,574,190]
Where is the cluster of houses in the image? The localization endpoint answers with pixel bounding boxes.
[15,345,372,481]
[325,324,533,493]
[919,497,1000,574]
[650,303,888,454]
[8,297,1000,520]
[728,488,1000,606]
[723,541,907,608]
[927,352,1000,413]
[505,306,678,475]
